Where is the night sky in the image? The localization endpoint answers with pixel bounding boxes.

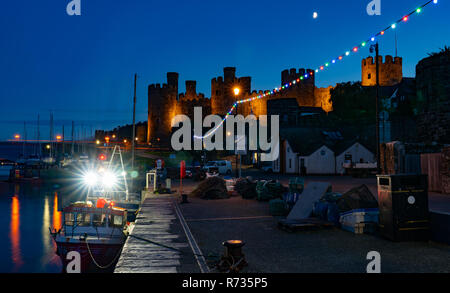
[1,0,448,141]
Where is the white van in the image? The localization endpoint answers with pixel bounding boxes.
[204,160,232,175]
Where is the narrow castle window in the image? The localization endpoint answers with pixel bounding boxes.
[368,73,372,80]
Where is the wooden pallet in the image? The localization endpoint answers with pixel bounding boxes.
[278,218,335,233]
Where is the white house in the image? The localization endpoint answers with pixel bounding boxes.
[335,142,375,174]
[272,140,299,174]
[273,134,335,175]
[298,145,335,175]
[272,130,374,175]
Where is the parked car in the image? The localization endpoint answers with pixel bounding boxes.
[261,161,274,173]
[203,160,232,175]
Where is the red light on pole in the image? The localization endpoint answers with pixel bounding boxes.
[99,154,107,161]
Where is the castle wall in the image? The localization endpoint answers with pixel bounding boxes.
[178,80,211,120]
[211,67,252,116]
[314,86,334,113]
[148,67,335,145]
[416,51,450,143]
[362,55,403,86]
[147,72,179,144]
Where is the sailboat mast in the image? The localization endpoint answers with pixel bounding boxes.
[23,121,26,157]
[62,125,65,155]
[37,114,41,157]
[131,73,137,170]
[71,121,74,156]
[49,112,54,159]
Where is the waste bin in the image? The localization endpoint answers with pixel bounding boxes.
[377,174,429,241]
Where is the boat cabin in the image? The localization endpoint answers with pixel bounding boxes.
[61,201,128,238]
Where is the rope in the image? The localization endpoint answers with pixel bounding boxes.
[128,234,219,259]
[84,237,123,270]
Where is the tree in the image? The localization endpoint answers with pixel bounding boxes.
[330,82,376,123]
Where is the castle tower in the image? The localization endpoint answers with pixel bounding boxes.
[280,68,316,107]
[211,67,251,115]
[361,55,403,86]
[185,80,197,99]
[147,73,179,144]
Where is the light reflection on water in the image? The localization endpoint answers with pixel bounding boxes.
[0,182,67,273]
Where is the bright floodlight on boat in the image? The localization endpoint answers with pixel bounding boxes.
[83,171,98,186]
[102,171,117,188]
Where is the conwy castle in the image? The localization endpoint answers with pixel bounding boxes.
[147,56,403,144]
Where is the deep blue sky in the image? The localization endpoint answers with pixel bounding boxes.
[0,0,448,141]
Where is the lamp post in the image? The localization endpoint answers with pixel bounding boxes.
[370,42,381,174]
[233,87,241,178]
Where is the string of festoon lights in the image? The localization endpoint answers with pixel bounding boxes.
[194,0,439,140]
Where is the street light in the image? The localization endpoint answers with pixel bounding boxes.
[14,134,20,140]
[46,144,51,149]
[233,87,241,178]
[234,87,240,96]
[56,135,62,141]
[370,42,381,174]
[96,140,101,145]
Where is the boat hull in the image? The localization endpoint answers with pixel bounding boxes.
[56,240,124,273]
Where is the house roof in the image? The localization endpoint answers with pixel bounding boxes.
[280,127,374,157]
[332,139,374,156]
[280,128,336,156]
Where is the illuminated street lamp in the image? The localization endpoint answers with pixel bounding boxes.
[46,144,51,149]
[14,134,21,140]
[96,140,101,145]
[56,135,62,141]
[234,87,240,96]
[105,137,110,143]
[233,87,241,178]
[123,139,128,144]
[112,134,116,139]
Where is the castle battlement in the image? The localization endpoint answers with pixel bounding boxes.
[362,55,403,86]
[148,67,333,144]
[281,68,315,85]
[362,55,402,66]
[149,83,170,90]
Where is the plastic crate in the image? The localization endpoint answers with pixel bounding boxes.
[339,208,379,226]
[341,222,377,234]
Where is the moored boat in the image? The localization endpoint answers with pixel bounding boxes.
[0,159,16,181]
[50,199,132,273]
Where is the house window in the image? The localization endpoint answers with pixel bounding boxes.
[289,159,292,169]
[287,147,290,153]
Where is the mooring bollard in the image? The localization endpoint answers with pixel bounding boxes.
[218,240,248,272]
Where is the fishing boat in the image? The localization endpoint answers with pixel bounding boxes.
[0,159,16,181]
[50,198,132,273]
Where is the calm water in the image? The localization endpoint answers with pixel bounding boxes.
[0,182,67,272]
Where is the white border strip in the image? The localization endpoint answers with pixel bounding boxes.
[173,199,210,273]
